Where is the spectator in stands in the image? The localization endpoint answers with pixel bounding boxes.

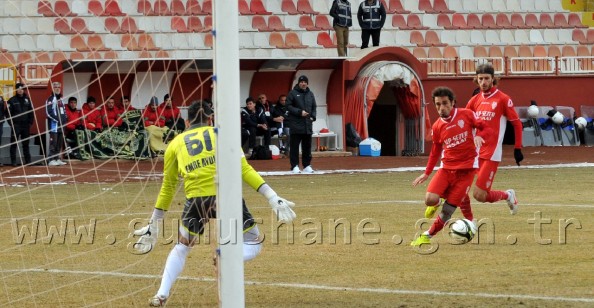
[286,75,317,174]
[102,96,123,129]
[241,96,271,153]
[143,96,165,127]
[357,0,386,49]
[121,96,135,112]
[256,93,278,136]
[82,96,103,132]
[271,94,289,153]
[330,0,353,57]
[46,81,68,166]
[65,97,83,159]
[159,94,184,132]
[6,83,34,166]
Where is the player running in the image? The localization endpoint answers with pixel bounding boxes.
[430,64,524,217]
[133,101,296,307]
[411,87,491,246]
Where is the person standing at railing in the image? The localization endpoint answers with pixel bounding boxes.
[330,0,353,56]
[6,83,34,167]
[357,0,386,49]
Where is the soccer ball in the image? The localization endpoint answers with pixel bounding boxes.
[552,112,564,125]
[575,117,587,130]
[527,105,539,118]
[449,219,477,244]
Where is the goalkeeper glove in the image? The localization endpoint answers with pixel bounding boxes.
[133,220,159,254]
[268,196,296,222]
[514,148,524,166]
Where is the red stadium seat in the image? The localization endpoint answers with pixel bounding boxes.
[171,16,191,33]
[186,0,204,15]
[428,46,442,58]
[155,50,170,58]
[495,13,512,29]
[481,13,497,29]
[568,13,587,28]
[54,18,76,34]
[251,0,272,15]
[154,0,172,15]
[171,0,186,15]
[443,46,457,58]
[252,15,270,31]
[88,34,110,51]
[553,13,570,28]
[0,53,15,65]
[269,16,289,31]
[269,32,286,48]
[410,30,426,46]
[105,0,126,16]
[504,45,518,58]
[299,15,318,31]
[436,14,453,29]
[588,29,594,44]
[88,0,107,16]
[524,14,541,28]
[389,0,410,13]
[121,17,145,33]
[205,33,213,48]
[105,17,124,33]
[138,34,159,50]
[412,47,427,59]
[425,30,446,47]
[561,45,576,57]
[188,16,206,32]
[285,32,307,48]
[572,29,587,44]
[539,13,554,28]
[72,17,94,34]
[451,13,468,29]
[407,15,429,30]
[488,46,503,58]
[204,16,212,30]
[467,14,482,29]
[315,15,332,31]
[121,34,141,50]
[474,46,488,57]
[55,0,76,17]
[317,31,336,48]
[202,0,212,14]
[281,0,299,15]
[38,0,57,17]
[392,14,407,29]
[547,45,561,58]
[17,53,34,64]
[104,50,119,59]
[433,0,453,13]
[138,0,156,15]
[297,0,319,14]
[71,34,91,51]
[52,51,68,63]
[418,0,437,13]
[510,13,527,29]
[239,0,254,15]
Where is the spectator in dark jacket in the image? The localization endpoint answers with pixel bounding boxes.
[241,97,271,153]
[286,75,317,173]
[46,81,68,166]
[7,83,35,166]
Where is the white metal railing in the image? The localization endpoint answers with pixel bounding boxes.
[558,56,594,74]
[509,56,556,74]
[459,57,505,75]
[24,62,55,82]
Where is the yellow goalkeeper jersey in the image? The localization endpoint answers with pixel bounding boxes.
[155,125,265,211]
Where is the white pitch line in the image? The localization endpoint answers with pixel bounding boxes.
[1,268,593,304]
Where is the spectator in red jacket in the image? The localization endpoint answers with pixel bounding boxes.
[82,96,102,132]
[120,95,136,112]
[158,94,184,132]
[102,96,123,129]
[65,97,82,135]
[143,96,165,127]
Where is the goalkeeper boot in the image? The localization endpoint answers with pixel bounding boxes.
[424,198,443,219]
[149,295,167,307]
[410,233,432,247]
[506,189,518,215]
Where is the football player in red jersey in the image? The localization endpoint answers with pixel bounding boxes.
[464,64,523,215]
[411,87,491,246]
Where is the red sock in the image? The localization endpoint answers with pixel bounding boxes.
[428,216,445,236]
[486,190,507,203]
[459,198,474,221]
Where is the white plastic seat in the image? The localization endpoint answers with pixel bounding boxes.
[20,18,37,34]
[455,30,471,45]
[20,1,39,16]
[18,35,36,51]
[543,29,561,44]
[529,29,545,44]
[475,0,491,12]
[87,18,106,33]
[485,30,500,45]
[440,30,456,45]
[534,0,550,12]
[154,34,172,49]
[1,36,19,51]
[238,32,254,48]
[492,0,508,12]
[470,30,486,45]
[514,29,531,44]
[507,0,521,11]
[105,34,126,50]
[500,29,515,45]
[403,0,422,13]
[549,0,566,12]
[188,34,205,49]
[265,0,283,14]
[556,29,573,44]
[54,35,75,51]
[36,34,54,51]
[72,0,91,15]
[459,45,473,58]
[422,14,437,29]
[253,33,271,48]
[4,1,22,16]
[520,0,535,12]
[36,18,54,34]
[447,0,463,12]
[4,19,19,34]
[394,31,412,46]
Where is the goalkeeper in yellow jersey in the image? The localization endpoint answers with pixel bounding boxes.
[133,100,296,307]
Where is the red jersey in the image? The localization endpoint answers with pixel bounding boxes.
[157,103,181,123]
[143,107,165,127]
[65,106,83,132]
[425,108,488,175]
[103,106,123,128]
[82,103,103,131]
[466,87,520,162]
